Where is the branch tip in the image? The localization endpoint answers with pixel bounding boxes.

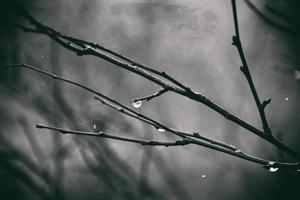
[261,98,271,109]
[36,124,44,129]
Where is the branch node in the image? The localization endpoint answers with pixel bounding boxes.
[240,66,246,74]
[232,35,239,46]
[261,98,272,109]
[36,124,43,129]
[225,113,231,119]
[193,132,200,137]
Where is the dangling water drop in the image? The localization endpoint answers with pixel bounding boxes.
[268,167,279,172]
[201,174,206,178]
[93,124,97,130]
[264,161,278,173]
[132,100,142,108]
[157,128,166,133]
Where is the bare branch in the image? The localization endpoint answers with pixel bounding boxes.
[132,87,168,103]
[10,8,269,140]
[2,2,300,170]
[231,0,271,135]
[35,124,300,170]
[3,66,300,168]
[35,124,190,147]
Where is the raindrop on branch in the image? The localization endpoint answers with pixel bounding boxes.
[285,97,289,101]
[132,100,142,108]
[234,149,242,153]
[201,174,206,178]
[93,124,97,130]
[157,128,166,133]
[264,161,279,173]
[268,167,279,172]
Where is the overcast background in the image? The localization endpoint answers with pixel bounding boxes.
[1,0,300,199]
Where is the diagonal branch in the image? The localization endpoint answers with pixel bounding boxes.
[35,124,300,170]
[132,87,169,104]
[3,2,300,168]
[94,96,240,152]
[2,64,300,170]
[10,7,268,140]
[36,124,190,147]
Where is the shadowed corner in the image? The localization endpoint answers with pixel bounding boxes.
[243,0,299,37]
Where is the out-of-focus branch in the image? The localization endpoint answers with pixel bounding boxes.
[243,0,297,36]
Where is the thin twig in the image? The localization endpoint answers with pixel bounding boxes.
[3,2,300,169]
[231,0,271,135]
[132,87,168,103]
[36,124,190,147]
[94,96,240,153]
[10,9,269,139]
[3,66,300,168]
[35,124,300,170]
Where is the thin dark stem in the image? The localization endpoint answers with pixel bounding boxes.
[36,124,190,147]
[9,10,268,139]
[231,0,271,135]
[132,87,168,103]
[3,2,300,169]
[35,124,300,170]
[94,96,240,152]
[3,63,300,169]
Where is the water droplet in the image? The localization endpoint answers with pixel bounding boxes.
[234,149,242,153]
[157,128,166,132]
[41,55,44,59]
[132,100,142,108]
[93,124,97,129]
[268,161,275,165]
[201,174,206,178]
[264,161,278,172]
[268,167,279,172]
[285,97,289,101]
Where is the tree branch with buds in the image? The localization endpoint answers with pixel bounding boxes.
[3,0,300,172]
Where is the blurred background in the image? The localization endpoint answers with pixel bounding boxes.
[0,0,300,199]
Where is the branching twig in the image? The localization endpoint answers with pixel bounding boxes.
[232,0,271,135]
[94,96,241,153]
[2,63,300,169]
[10,7,269,141]
[3,1,300,171]
[35,124,300,170]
